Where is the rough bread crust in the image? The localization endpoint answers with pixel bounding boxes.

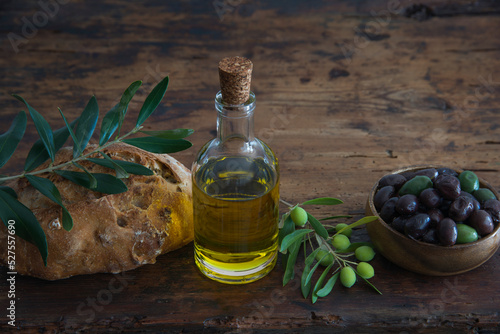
[0,143,193,280]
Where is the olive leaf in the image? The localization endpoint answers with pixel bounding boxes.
[315,271,339,298]
[0,189,48,266]
[25,117,79,172]
[72,162,98,190]
[305,247,320,266]
[55,170,128,194]
[334,216,378,237]
[301,248,320,298]
[280,229,312,252]
[99,80,142,145]
[0,186,18,199]
[312,263,334,303]
[25,175,73,231]
[355,270,382,295]
[123,137,192,154]
[72,96,99,158]
[96,152,129,179]
[302,197,343,206]
[278,214,294,246]
[87,157,154,176]
[301,265,312,298]
[319,215,352,221]
[100,103,127,146]
[0,111,26,168]
[304,252,327,289]
[140,128,194,140]
[136,76,169,127]
[58,107,78,145]
[307,212,328,239]
[282,240,301,286]
[13,95,56,162]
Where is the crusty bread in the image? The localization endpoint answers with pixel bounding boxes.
[0,143,193,280]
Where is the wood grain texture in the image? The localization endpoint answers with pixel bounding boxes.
[0,0,500,332]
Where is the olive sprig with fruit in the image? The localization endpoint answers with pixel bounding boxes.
[279,198,381,303]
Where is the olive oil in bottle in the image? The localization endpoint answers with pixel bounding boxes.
[192,57,279,284]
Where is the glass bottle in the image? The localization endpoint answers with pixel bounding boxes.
[192,57,279,284]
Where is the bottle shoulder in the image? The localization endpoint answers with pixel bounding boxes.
[192,137,278,172]
[255,138,278,164]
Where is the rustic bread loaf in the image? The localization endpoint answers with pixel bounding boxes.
[0,143,193,280]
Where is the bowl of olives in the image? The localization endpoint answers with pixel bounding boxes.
[366,165,500,276]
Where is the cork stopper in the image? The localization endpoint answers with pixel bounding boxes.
[218,56,253,105]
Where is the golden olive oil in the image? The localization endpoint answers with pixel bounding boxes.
[193,156,279,284]
[193,57,279,284]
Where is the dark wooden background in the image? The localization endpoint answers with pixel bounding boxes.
[1,0,500,332]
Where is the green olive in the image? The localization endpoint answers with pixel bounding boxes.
[331,234,350,250]
[357,262,374,279]
[290,206,308,227]
[335,223,352,237]
[456,223,479,244]
[398,175,433,196]
[315,249,334,266]
[459,171,479,193]
[340,266,356,288]
[473,188,497,204]
[355,246,375,262]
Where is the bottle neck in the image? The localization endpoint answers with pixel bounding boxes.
[215,91,255,143]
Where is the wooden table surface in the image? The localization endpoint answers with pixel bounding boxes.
[1,0,500,332]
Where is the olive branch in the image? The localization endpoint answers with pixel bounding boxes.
[279,197,381,303]
[0,76,193,266]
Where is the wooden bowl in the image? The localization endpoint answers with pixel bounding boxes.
[366,165,500,276]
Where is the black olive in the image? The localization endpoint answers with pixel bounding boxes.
[437,168,458,177]
[378,174,407,190]
[396,194,419,215]
[483,199,500,224]
[414,168,438,180]
[434,175,461,200]
[379,197,399,223]
[423,228,439,244]
[391,216,409,234]
[460,191,481,211]
[427,208,444,225]
[448,196,475,222]
[419,188,442,209]
[467,210,494,236]
[437,218,457,246]
[374,186,395,211]
[404,213,430,239]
